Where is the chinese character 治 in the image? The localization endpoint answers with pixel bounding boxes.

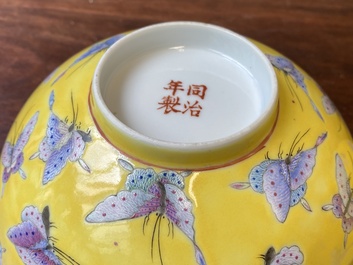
[182,100,203,117]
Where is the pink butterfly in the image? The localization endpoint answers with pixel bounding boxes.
[86,159,206,265]
[30,91,91,184]
[7,205,80,265]
[1,112,38,197]
[231,131,327,223]
[260,245,304,265]
[322,154,353,248]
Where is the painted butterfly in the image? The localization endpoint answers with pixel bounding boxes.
[51,34,123,86]
[0,242,5,265]
[266,54,324,121]
[231,131,327,223]
[260,245,304,265]
[30,91,91,184]
[1,111,38,197]
[322,94,337,115]
[86,159,206,265]
[7,205,80,265]
[322,154,353,248]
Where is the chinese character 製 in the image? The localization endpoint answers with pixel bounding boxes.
[157,95,182,114]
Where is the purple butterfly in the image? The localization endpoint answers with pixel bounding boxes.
[260,245,304,265]
[7,205,80,265]
[0,242,5,265]
[1,112,38,197]
[86,159,206,265]
[231,131,327,223]
[266,54,324,121]
[51,34,124,86]
[30,91,91,184]
[322,154,353,248]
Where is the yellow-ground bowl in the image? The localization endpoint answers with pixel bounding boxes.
[0,22,352,265]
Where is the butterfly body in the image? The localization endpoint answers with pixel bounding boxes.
[31,91,91,184]
[232,132,327,222]
[1,112,39,196]
[86,159,205,265]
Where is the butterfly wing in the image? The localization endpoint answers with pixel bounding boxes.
[159,170,185,189]
[1,142,13,169]
[270,245,304,265]
[51,34,123,85]
[2,142,13,183]
[335,154,353,217]
[42,136,74,184]
[249,159,275,193]
[0,242,4,265]
[86,189,158,222]
[12,112,39,163]
[11,247,61,265]
[68,131,86,162]
[290,183,307,207]
[8,220,47,249]
[164,184,206,265]
[288,146,318,191]
[263,161,291,223]
[46,113,67,150]
[322,94,336,114]
[124,167,159,192]
[21,206,48,239]
[266,55,307,92]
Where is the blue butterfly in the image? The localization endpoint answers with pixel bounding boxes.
[266,54,324,121]
[51,34,124,85]
[30,91,91,184]
[231,131,327,223]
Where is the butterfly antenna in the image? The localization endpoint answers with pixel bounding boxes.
[284,74,304,111]
[277,142,283,159]
[143,214,150,235]
[167,219,171,237]
[264,151,270,160]
[290,129,310,157]
[54,246,81,265]
[297,143,305,154]
[65,52,101,80]
[50,221,57,229]
[70,92,76,126]
[157,214,164,265]
[49,236,59,242]
[151,214,159,261]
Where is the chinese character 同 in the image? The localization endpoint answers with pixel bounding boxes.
[187,84,207,99]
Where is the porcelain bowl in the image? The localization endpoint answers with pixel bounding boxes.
[0,22,352,265]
